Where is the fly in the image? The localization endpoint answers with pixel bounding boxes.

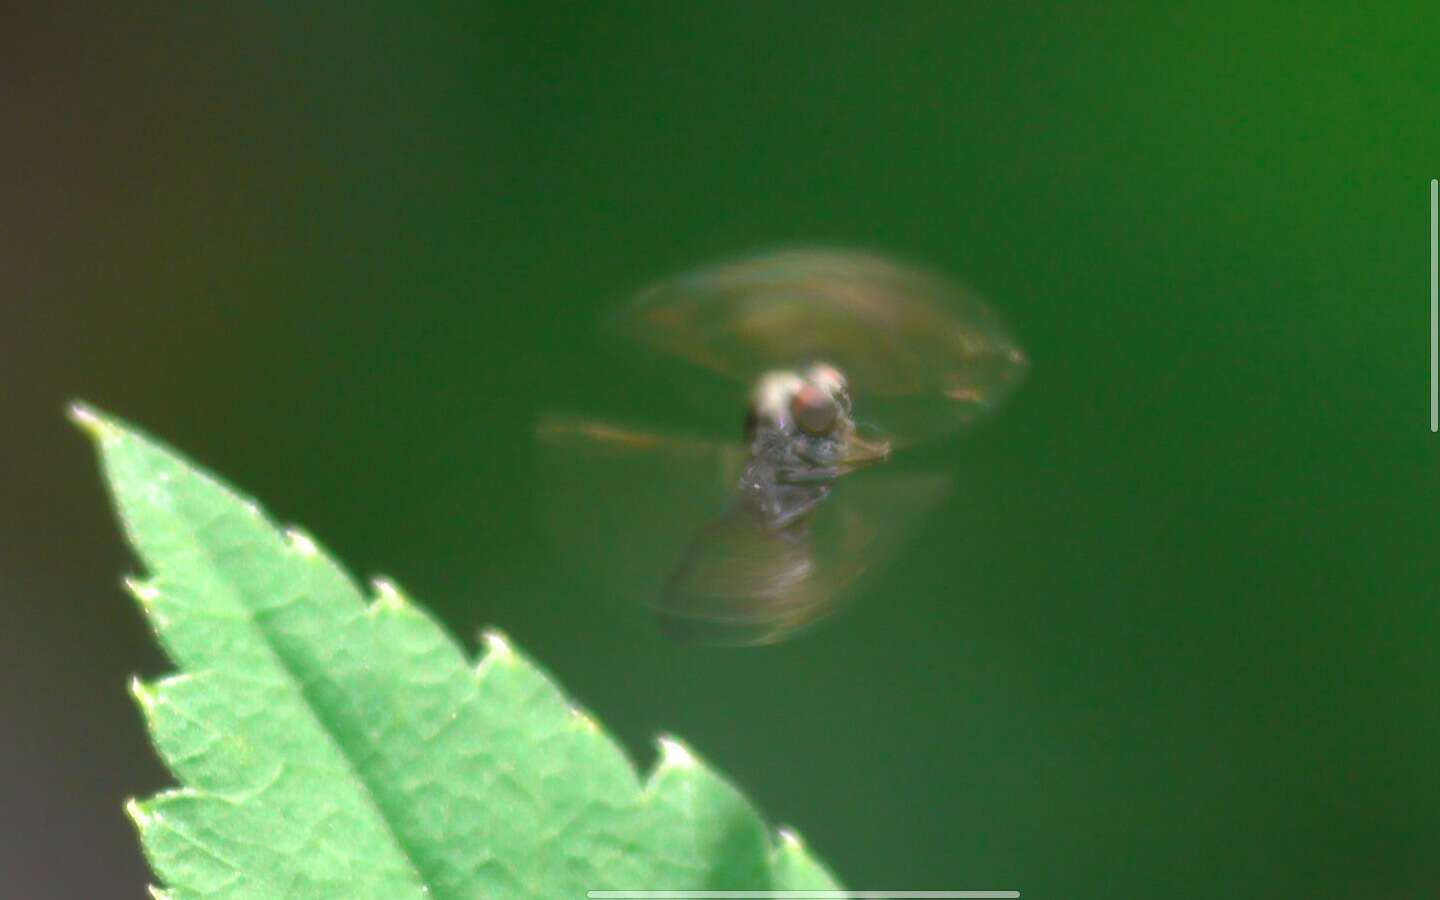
[536,247,1027,645]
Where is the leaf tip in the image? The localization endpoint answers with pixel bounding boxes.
[776,826,805,850]
[480,628,515,662]
[368,577,409,614]
[125,797,158,830]
[656,734,697,770]
[284,527,320,558]
[123,576,161,606]
[568,705,601,733]
[122,577,171,629]
[129,675,158,712]
[147,885,177,900]
[67,400,120,444]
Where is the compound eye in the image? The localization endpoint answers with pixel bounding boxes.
[806,362,851,411]
[791,382,839,436]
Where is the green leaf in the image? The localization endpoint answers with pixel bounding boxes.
[72,404,843,899]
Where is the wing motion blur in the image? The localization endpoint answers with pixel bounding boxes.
[611,247,1028,445]
[535,412,949,645]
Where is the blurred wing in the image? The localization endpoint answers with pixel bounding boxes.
[659,467,953,646]
[610,247,1028,445]
[532,413,744,618]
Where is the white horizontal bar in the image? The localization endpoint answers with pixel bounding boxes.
[587,892,1020,899]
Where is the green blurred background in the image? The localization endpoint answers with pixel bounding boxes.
[4,3,1436,897]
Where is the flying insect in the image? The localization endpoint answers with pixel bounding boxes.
[537,248,1027,645]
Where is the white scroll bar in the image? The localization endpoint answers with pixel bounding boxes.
[1431,178,1437,432]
